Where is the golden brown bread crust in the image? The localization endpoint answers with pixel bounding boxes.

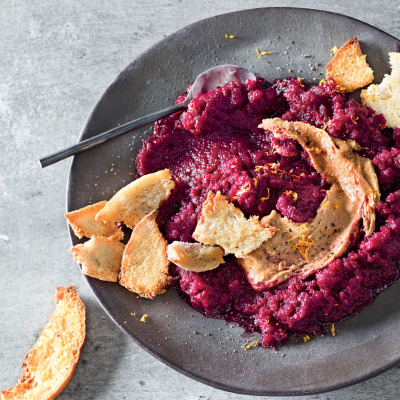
[95,169,175,230]
[325,37,374,92]
[0,286,86,400]
[167,241,224,272]
[65,200,123,240]
[69,236,125,282]
[119,211,173,299]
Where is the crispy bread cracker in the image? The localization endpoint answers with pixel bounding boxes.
[192,191,276,257]
[361,52,400,128]
[65,200,123,240]
[167,241,224,272]
[119,211,172,299]
[0,287,86,400]
[326,37,374,92]
[95,169,175,230]
[69,236,125,282]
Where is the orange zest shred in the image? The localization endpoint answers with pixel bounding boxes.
[330,45,339,54]
[256,49,272,58]
[140,314,148,322]
[284,190,298,202]
[309,146,322,154]
[274,35,279,40]
[253,178,258,188]
[245,340,258,350]
[331,324,336,336]
[351,116,359,124]
[297,77,304,87]
[332,201,340,210]
[225,34,235,39]
[319,78,327,86]
[321,120,331,131]
[291,234,314,261]
[303,335,310,343]
[261,188,270,201]
[130,312,136,316]
[236,181,252,195]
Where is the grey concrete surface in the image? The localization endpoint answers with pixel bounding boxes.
[1,1,400,399]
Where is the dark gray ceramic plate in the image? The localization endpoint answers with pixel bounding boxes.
[67,7,400,396]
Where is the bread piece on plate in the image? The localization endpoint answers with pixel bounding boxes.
[119,210,173,299]
[69,236,125,282]
[325,37,374,92]
[167,241,224,272]
[95,169,175,230]
[361,52,400,128]
[0,286,86,400]
[192,191,276,258]
[65,200,123,240]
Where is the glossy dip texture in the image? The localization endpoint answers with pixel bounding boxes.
[136,78,400,347]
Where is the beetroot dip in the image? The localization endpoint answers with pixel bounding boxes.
[136,77,400,348]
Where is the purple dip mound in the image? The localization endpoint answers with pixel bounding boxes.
[136,77,400,348]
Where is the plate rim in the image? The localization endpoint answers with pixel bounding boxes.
[67,6,400,396]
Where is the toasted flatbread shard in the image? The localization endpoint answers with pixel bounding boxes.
[325,37,374,92]
[361,52,400,128]
[119,211,172,299]
[95,169,175,230]
[167,241,224,272]
[0,287,86,400]
[69,236,125,282]
[192,191,276,258]
[65,200,123,240]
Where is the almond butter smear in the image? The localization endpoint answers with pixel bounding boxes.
[239,118,380,289]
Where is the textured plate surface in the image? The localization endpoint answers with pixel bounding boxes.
[67,7,400,396]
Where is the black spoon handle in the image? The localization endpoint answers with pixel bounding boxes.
[39,102,186,168]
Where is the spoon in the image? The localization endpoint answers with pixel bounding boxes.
[39,64,256,168]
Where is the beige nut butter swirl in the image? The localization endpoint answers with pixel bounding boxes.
[239,118,380,290]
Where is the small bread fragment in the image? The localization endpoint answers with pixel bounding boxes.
[361,52,400,128]
[0,286,86,400]
[167,241,224,272]
[69,236,125,282]
[326,37,374,92]
[95,169,175,230]
[65,200,123,240]
[119,210,173,299]
[192,191,276,257]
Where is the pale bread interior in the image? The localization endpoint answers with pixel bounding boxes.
[192,191,276,258]
[361,52,400,128]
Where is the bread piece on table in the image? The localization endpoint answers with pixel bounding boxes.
[95,169,175,230]
[65,200,123,240]
[325,37,374,92]
[119,210,173,299]
[192,191,276,258]
[361,52,400,128]
[0,286,86,400]
[69,235,125,282]
[167,241,224,272]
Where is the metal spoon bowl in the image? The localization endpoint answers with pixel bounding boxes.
[39,64,256,168]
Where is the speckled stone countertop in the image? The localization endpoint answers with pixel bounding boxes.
[1,1,400,399]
